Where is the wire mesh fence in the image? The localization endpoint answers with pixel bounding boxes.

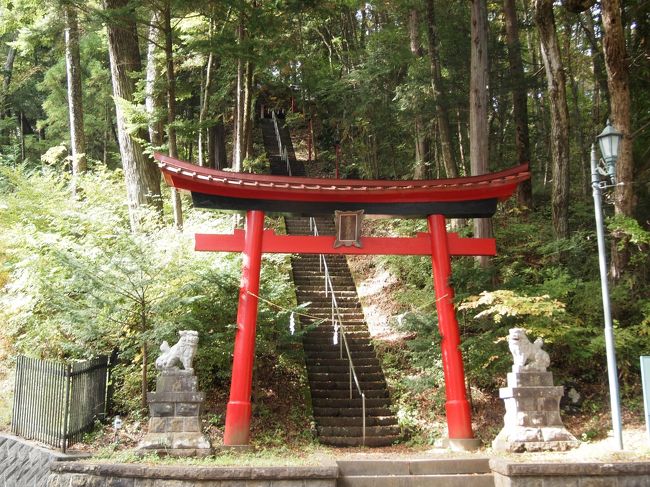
[11,355,111,451]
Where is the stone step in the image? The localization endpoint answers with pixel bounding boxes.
[313,407,394,417]
[301,309,365,317]
[305,330,369,338]
[296,290,357,298]
[302,344,374,351]
[310,380,387,391]
[337,459,492,476]
[309,372,386,382]
[304,342,373,352]
[293,276,356,285]
[298,301,362,310]
[302,317,366,324]
[337,474,494,487]
[314,416,398,427]
[293,261,347,266]
[307,364,382,374]
[305,350,377,359]
[318,425,400,437]
[320,435,399,447]
[311,398,391,408]
[305,357,381,367]
[304,332,367,340]
[306,331,368,338]
[292,262,351,269]
[298,295,359,302]
[292,266,352,273]
[310,389,388,399]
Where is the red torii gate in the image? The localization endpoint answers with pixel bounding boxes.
[155,154,530,448]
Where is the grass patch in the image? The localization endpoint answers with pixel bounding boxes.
[89,444,335,466]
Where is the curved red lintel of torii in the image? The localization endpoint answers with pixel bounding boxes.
[155,153,530,218]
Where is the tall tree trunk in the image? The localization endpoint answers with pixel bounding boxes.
[580,12,609,118]
[470,0,493,266]
[19,111,25,162]
[208,118,227,169]
[534,0,570,239]
[242,59,254,161]
[145,11,164,148]
[503,0,533,208]
[64,2,87,179]
[105,0,162,230]
[232,16,245,171]
[140,341,148,411]
[409,8,429,179]
[425,0,458,179]
[601,0,634,279]
[1,45,16,116]
[565,21,589,198]
[163,1,183,229]
[1,44,16,145]
[198,52,214,167]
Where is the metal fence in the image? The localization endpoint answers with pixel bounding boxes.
[11,355,111,451]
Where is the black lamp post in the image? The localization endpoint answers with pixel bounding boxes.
[591,119,624,450]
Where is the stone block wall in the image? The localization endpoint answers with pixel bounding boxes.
[48,462,339,487]
[490,458,650,486]
[0,433,86,487]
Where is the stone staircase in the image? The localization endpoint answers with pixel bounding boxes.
[286,217,400,447]
[260,116,305,177]
[260,115,400,447]
[337,458,494,487]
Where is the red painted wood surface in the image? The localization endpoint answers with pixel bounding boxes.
[155,153,529,205]
[428,214,474,440]
[223,211,265,446]
[195,229,496,256]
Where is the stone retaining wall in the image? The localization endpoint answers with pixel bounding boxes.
[0,433,86,487]
[48,462,339,487]
[490,458,650,486]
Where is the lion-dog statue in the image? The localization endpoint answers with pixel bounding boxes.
[508,327,550,372]
[155,330,199,372]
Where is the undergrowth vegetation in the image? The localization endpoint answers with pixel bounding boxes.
[0,166,308,438]
[1,164,649,448]
[365,203,650,444]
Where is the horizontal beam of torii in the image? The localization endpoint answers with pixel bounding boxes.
[155,153,530,450]
[195,229,496,256]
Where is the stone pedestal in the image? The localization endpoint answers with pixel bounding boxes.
[492,371,579,452]
[137,369,211,457]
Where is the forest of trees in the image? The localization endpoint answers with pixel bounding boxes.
[0,0,649,441]
[1,0,647,231]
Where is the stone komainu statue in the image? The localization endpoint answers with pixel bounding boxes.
[155,330,199,372]
[508,327,550,372]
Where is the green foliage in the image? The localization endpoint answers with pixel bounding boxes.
[379,208,650,396]
[458,290,567,388]
[0,166,299,413]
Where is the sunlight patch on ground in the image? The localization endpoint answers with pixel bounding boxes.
[347,258,410,341]
[0,365,14,429]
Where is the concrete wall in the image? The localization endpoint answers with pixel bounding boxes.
[490,458,650,486]
[0,434,79,487]
[48,462,339,487]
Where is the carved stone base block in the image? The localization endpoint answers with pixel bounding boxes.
[137,369,211,457]
[492,371,579,452]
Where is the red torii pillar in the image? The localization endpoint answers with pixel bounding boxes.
[213,211,490,447]
[223,210,265,446]
[429,214,473,442]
